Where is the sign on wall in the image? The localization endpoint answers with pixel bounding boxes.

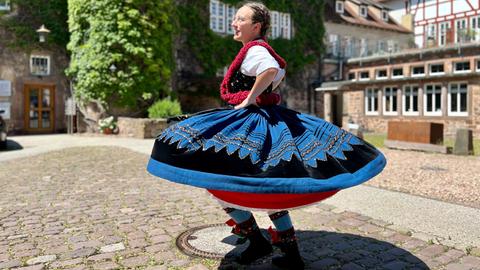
[0,102,11,119]
[0,80,11,97]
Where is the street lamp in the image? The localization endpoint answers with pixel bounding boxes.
[36,24,50,43]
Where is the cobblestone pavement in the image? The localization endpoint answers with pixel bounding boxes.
[0,146,479,270]
[367,149,480,209]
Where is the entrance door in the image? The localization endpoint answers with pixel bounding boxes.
[24,84,55,132]
[330,93,343,127]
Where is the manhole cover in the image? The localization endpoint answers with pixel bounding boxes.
[176,223,250,259]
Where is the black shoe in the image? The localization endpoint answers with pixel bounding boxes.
[271,241,304,269]
[236,228,273,264]
[269,227,305,270]
[226,215,273,264]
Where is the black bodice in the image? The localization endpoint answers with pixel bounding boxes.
[229,70,273,94]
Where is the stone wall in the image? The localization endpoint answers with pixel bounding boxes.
[117,117,168,139]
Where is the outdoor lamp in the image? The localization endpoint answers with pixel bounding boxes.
[109,64,117,73]
[36,24,50,43]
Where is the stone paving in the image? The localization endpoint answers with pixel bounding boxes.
[0,146,479,270]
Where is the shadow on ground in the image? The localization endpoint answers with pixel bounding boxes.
[217,230,429,270]
[0,139,23,152]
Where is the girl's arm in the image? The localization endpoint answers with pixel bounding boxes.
[234,68,278,109]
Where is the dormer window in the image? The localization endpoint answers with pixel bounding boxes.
[336,1,344,13]
[359,5,367,18]
[0,0,10,11]
[382,10,388,21]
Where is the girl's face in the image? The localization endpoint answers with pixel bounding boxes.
[232,6,261,45]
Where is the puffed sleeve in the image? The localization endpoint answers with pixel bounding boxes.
[240,45,285,82]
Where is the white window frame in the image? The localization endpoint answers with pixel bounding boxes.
[0,0,10,11]
[30,55,50,76]
[429,63,445,76]
[448,82,468,116]
[403,85,420,116]
[376,69,388,80]
[392,67,404,79]
[271,11,280,39]
[336,1,344,13]
[359,5,367,18]
[426,24,437,43]
[453,61,471,74]
[359,71,370,81]
[280,13,291,39]
[455,18,467,43]
[439,22,449,46]
[365,88,380,115]
[226,5,235,35]
[382,10,388,21]
[411,65,425,77]
[471,15,480,42]
[424,84,443,116]
[210,0,225,33]
[383,86,398,115]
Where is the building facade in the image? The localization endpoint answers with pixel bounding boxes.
[0,3,70,135]
[320,0,413,124]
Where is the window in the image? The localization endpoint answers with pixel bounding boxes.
[328,34,339,57]
[271,11,280,39]
[226,5,236,34]
[411,66,425,77]
[359,71,369,81]
[424,84,442,116]
[280,13,291,39]
[359,5,367,17]
[455,18,467,43]
[448,83,468,116]
[210,0,225,33]
[403,85,419,115]
[426,24,436,43]
[30,55,50,76]
[360,38,368,57]
[348,72,356,81]
[392,68,403,78]
[382,10,388,21]
[365,88,379,115]
[476,59,480,72]
[454,61,471,73]
[429,63,444,75]
[471,16,480,42]
[377,40,387,53]
[336,1,344,13]
[383,87,398,115]
[376,69,387,80]
[0,0,10,11]
[439,22,450,46]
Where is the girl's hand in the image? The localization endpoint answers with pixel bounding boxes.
[234,96,258,109]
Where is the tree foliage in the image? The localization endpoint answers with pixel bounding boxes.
[66,0,175,109]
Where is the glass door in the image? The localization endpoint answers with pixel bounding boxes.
[24,84,55,132]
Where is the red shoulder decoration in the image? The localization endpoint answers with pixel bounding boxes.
[220,40,287,106]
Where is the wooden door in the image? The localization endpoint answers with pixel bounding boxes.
[24,84,55,132]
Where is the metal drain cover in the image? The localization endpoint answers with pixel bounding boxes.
[176,223,249,259]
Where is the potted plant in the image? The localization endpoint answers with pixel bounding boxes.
[98,116,117,134]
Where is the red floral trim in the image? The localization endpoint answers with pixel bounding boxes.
[220,40,287,106]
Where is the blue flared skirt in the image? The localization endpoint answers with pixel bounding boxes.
[147,105,386,210]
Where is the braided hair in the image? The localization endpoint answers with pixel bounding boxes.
[241,2,271,38]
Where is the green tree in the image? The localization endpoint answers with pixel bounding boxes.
[66,0,175,111]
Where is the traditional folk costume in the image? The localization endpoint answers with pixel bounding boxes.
[147,40,386,268]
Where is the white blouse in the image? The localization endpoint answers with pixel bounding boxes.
[240,45,286,82]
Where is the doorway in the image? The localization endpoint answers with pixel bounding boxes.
[330,93,343,127]
[24,84,55,133]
